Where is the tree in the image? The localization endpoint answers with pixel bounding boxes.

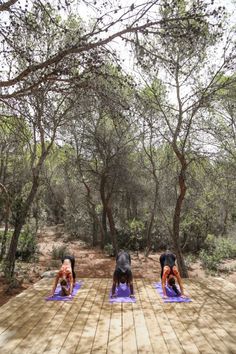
[3,85,74,276]
[65,65,137,253]
[0,0,220,99]
[135,0,236,276]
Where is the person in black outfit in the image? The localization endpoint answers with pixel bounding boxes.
[160,250,176,279]
[160,250,185,298]
[111,250,134,298]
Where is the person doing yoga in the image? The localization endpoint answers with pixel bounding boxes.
[50,255,76,297]
[160,250,185,299]
[111,250,134,298]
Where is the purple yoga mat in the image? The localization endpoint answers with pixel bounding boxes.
[154,282,192,303]
[45,281,83,301]
[109,284,136,303]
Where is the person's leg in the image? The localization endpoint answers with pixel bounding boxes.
[162,266,170,297]
[112,270,118,297]
[172,266,184,295]
[160,253,165,279]
[62,255,76,282]
[161,266,164,279]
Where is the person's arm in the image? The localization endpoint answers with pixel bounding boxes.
[69,273,73,296]
[50,273,59,296]
[162,270,168,297]
[111,272,117,297]
[129,282,134,297]
[129,272,134,297]
[175,273,184,296]
[111,281,117,297]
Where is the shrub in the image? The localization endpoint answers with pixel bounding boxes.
[199,235,236,272]
[185,254,198,269]
[104,243,114,257]
[51,245,68,260]
[16,226,37,261]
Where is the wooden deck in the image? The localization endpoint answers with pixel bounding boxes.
[0,278,235,354]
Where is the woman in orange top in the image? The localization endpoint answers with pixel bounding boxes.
[50,256,75,297]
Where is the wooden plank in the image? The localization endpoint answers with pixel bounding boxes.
[164,306,200,354]
[26,278,94,354]
[0,278,52,325]
[59,279,97,354]
[132,279,153,353]
[122,302,137,354]
[0,290,36,317]
[0,288,51,354]
[12,301,64,354]
[187,279,236,353]
[19,280,91,353]
[144,280,184,354]
[75,279,104,354]
[173,281,217,354]
[107,302,122,354]
[0,277,235,354]
[0,294,44,335]
[91,279,112,354]
[136,279,168,353]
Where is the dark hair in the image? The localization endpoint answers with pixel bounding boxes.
[168,277,175,286]
[60,279,67,286]
[168,277,180,296]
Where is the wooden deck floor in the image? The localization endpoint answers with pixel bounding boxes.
[0,278,235,354]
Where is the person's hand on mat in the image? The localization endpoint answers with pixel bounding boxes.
[180,294,187,298]
[163,295,168,299]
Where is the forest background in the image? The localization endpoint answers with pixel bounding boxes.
[1,0,236,292]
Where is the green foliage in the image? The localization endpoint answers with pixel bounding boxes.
[51,245,68,260]
[116,219,146,251]
[104,243,114,257]
[17,226,37,261]
[0,226,38,264]
[0,230,13,242]
[199,235,236,272]
[184,254,198,269]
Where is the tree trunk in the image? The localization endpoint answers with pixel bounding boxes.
[100,174,108,244]
[0,183,10,261]
[145,181,158,258]
[172,166,188,277]
[102,207,108,244]
[92,212,98,247]
[222,207,228,236]
[126,193,132,220]
[106,203,118,256]
[5,175,39,276]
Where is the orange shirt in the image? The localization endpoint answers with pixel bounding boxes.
[58,264,73,282]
